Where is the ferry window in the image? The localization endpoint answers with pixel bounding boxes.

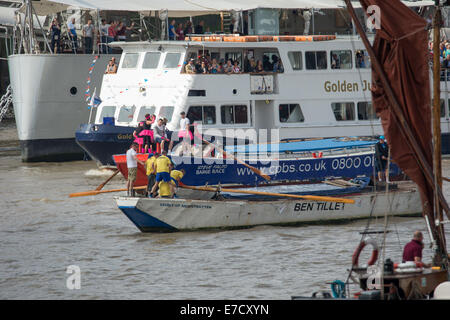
[331,102,355,121]
[331,50,352,69]
[117,106,136,122]
[187,106,216,125]
[225,52,242,68]
[263,52,281,72]
[188,90,206,97]
[279,104,305,123]
[122,53,139,69]
[356,50,371,68]
[305,51,327,70]
[99,106,116,119]
[158,106,174,121]
[137,106,156,122]
[357,102,379,120]
[187,106,202,122]
[142,52,161,69]
[211,52,220,62]
[163,53,181,68]
[221,105,248,124]
[432,99,446,118]
[448,99,450,118]
[203,106,216,124]
[288,52,303,70]
[185,52,197,62]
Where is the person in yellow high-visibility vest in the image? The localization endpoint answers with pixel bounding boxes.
[169,169,185,198]
[145,152,159,197]
[150,150,173,197]
[157,181,172,198]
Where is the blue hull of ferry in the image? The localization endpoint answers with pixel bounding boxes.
[75,123,249,166]
[75,123,135,166]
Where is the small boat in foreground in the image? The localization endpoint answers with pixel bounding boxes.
[114,180,421,233]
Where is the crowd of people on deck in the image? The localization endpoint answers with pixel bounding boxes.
[49,17,134,54]
[168,18,248,40]
[185,53,284,75]
[429,39,450,80]
[126,112,194,198]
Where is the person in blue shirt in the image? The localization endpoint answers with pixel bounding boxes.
[67,18,78,53]
[168,20,178,40]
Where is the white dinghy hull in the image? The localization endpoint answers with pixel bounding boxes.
[115,183,422,232]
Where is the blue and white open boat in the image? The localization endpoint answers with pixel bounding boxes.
[115,179,420,233]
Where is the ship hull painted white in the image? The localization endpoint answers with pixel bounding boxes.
[115,183,421,232]
[8,54,118,161]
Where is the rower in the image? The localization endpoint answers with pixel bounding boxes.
[157,180,172,198]
[169,169,186,198]
[150,150,173,197]
[145,152,159,197]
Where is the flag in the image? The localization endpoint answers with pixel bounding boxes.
[89,87,102,108]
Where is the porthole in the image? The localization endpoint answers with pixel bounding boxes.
[70,87,78,95]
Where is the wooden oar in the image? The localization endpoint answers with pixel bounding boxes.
[444,177,450,183]
[95,169,120,191]
[69,186,146,198]
[200,138,271,181]
[180,185,355,204]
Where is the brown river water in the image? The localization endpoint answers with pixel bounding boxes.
[1,120,449,299]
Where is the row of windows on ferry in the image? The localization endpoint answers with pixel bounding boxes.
[98,101,386,125]
[120,49,371,72]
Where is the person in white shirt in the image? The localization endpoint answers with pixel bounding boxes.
[82,20,95,53]
[176,111,193,155]
[153,118,169,152]
[126,142,144,196]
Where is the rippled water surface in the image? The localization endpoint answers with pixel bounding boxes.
[1,121,449,299]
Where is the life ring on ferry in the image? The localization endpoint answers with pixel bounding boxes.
[352,238,379,268]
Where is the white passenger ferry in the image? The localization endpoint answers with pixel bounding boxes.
[76,34,450,165]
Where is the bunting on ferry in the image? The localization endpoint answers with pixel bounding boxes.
[84,55,99,104]
[357,0,433,215]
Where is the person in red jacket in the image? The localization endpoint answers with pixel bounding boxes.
[402,231,431,267]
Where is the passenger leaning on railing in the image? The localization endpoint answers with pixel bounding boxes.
[169,20,178,40]
[105,57,117,74]
[185,59,196,74]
